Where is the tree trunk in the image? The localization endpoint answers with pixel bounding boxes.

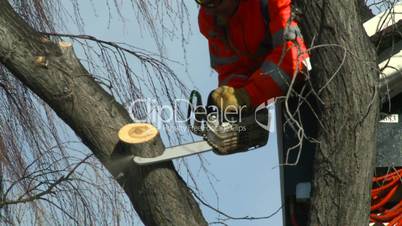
[294,1,379,225]
[0,1,207,225]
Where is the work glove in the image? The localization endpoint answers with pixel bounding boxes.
[210,86,251,112]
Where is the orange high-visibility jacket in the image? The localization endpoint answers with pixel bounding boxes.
[199,0,310,107]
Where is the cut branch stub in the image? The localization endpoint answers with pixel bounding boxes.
[58,41,72,49]
[34,56,48,68]
[118,123,159,144]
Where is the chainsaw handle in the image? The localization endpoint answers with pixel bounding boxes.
[206,90,253,124]
[187,90,206,136]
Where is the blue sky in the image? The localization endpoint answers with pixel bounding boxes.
[61,1,283,225]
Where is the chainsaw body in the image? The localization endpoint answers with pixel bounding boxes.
[188,90,270,155]
[205,110,270,154]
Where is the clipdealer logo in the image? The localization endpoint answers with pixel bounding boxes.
[125,98,274,132]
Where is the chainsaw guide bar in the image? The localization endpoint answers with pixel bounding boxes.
[132,141,212,165]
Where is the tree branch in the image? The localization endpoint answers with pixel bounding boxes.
[0,1,207,225]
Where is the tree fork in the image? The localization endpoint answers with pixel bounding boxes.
[0,1,207,225]
[294,1,379,225]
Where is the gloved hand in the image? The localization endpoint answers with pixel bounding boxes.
[210,86,251,112]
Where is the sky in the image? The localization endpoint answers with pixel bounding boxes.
[61,1,284,226]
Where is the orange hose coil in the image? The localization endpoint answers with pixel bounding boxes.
[370,169,402,224]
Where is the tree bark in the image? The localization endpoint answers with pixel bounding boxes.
[0,1,207,225]
[294,1,379,225]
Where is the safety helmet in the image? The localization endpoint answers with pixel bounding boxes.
[195,0,222,8]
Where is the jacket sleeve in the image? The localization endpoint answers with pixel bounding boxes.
[198,9,250,88]
[243,0,310,107]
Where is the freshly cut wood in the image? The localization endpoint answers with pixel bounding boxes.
[118,123,158,144]
[34,56,48,67]
[58,41,72,48]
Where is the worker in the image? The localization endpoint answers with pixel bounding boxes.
[196,0,311,113]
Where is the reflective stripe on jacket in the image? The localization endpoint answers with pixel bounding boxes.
[198,0,310,107]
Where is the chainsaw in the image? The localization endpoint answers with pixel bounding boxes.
[119,90,271,165]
